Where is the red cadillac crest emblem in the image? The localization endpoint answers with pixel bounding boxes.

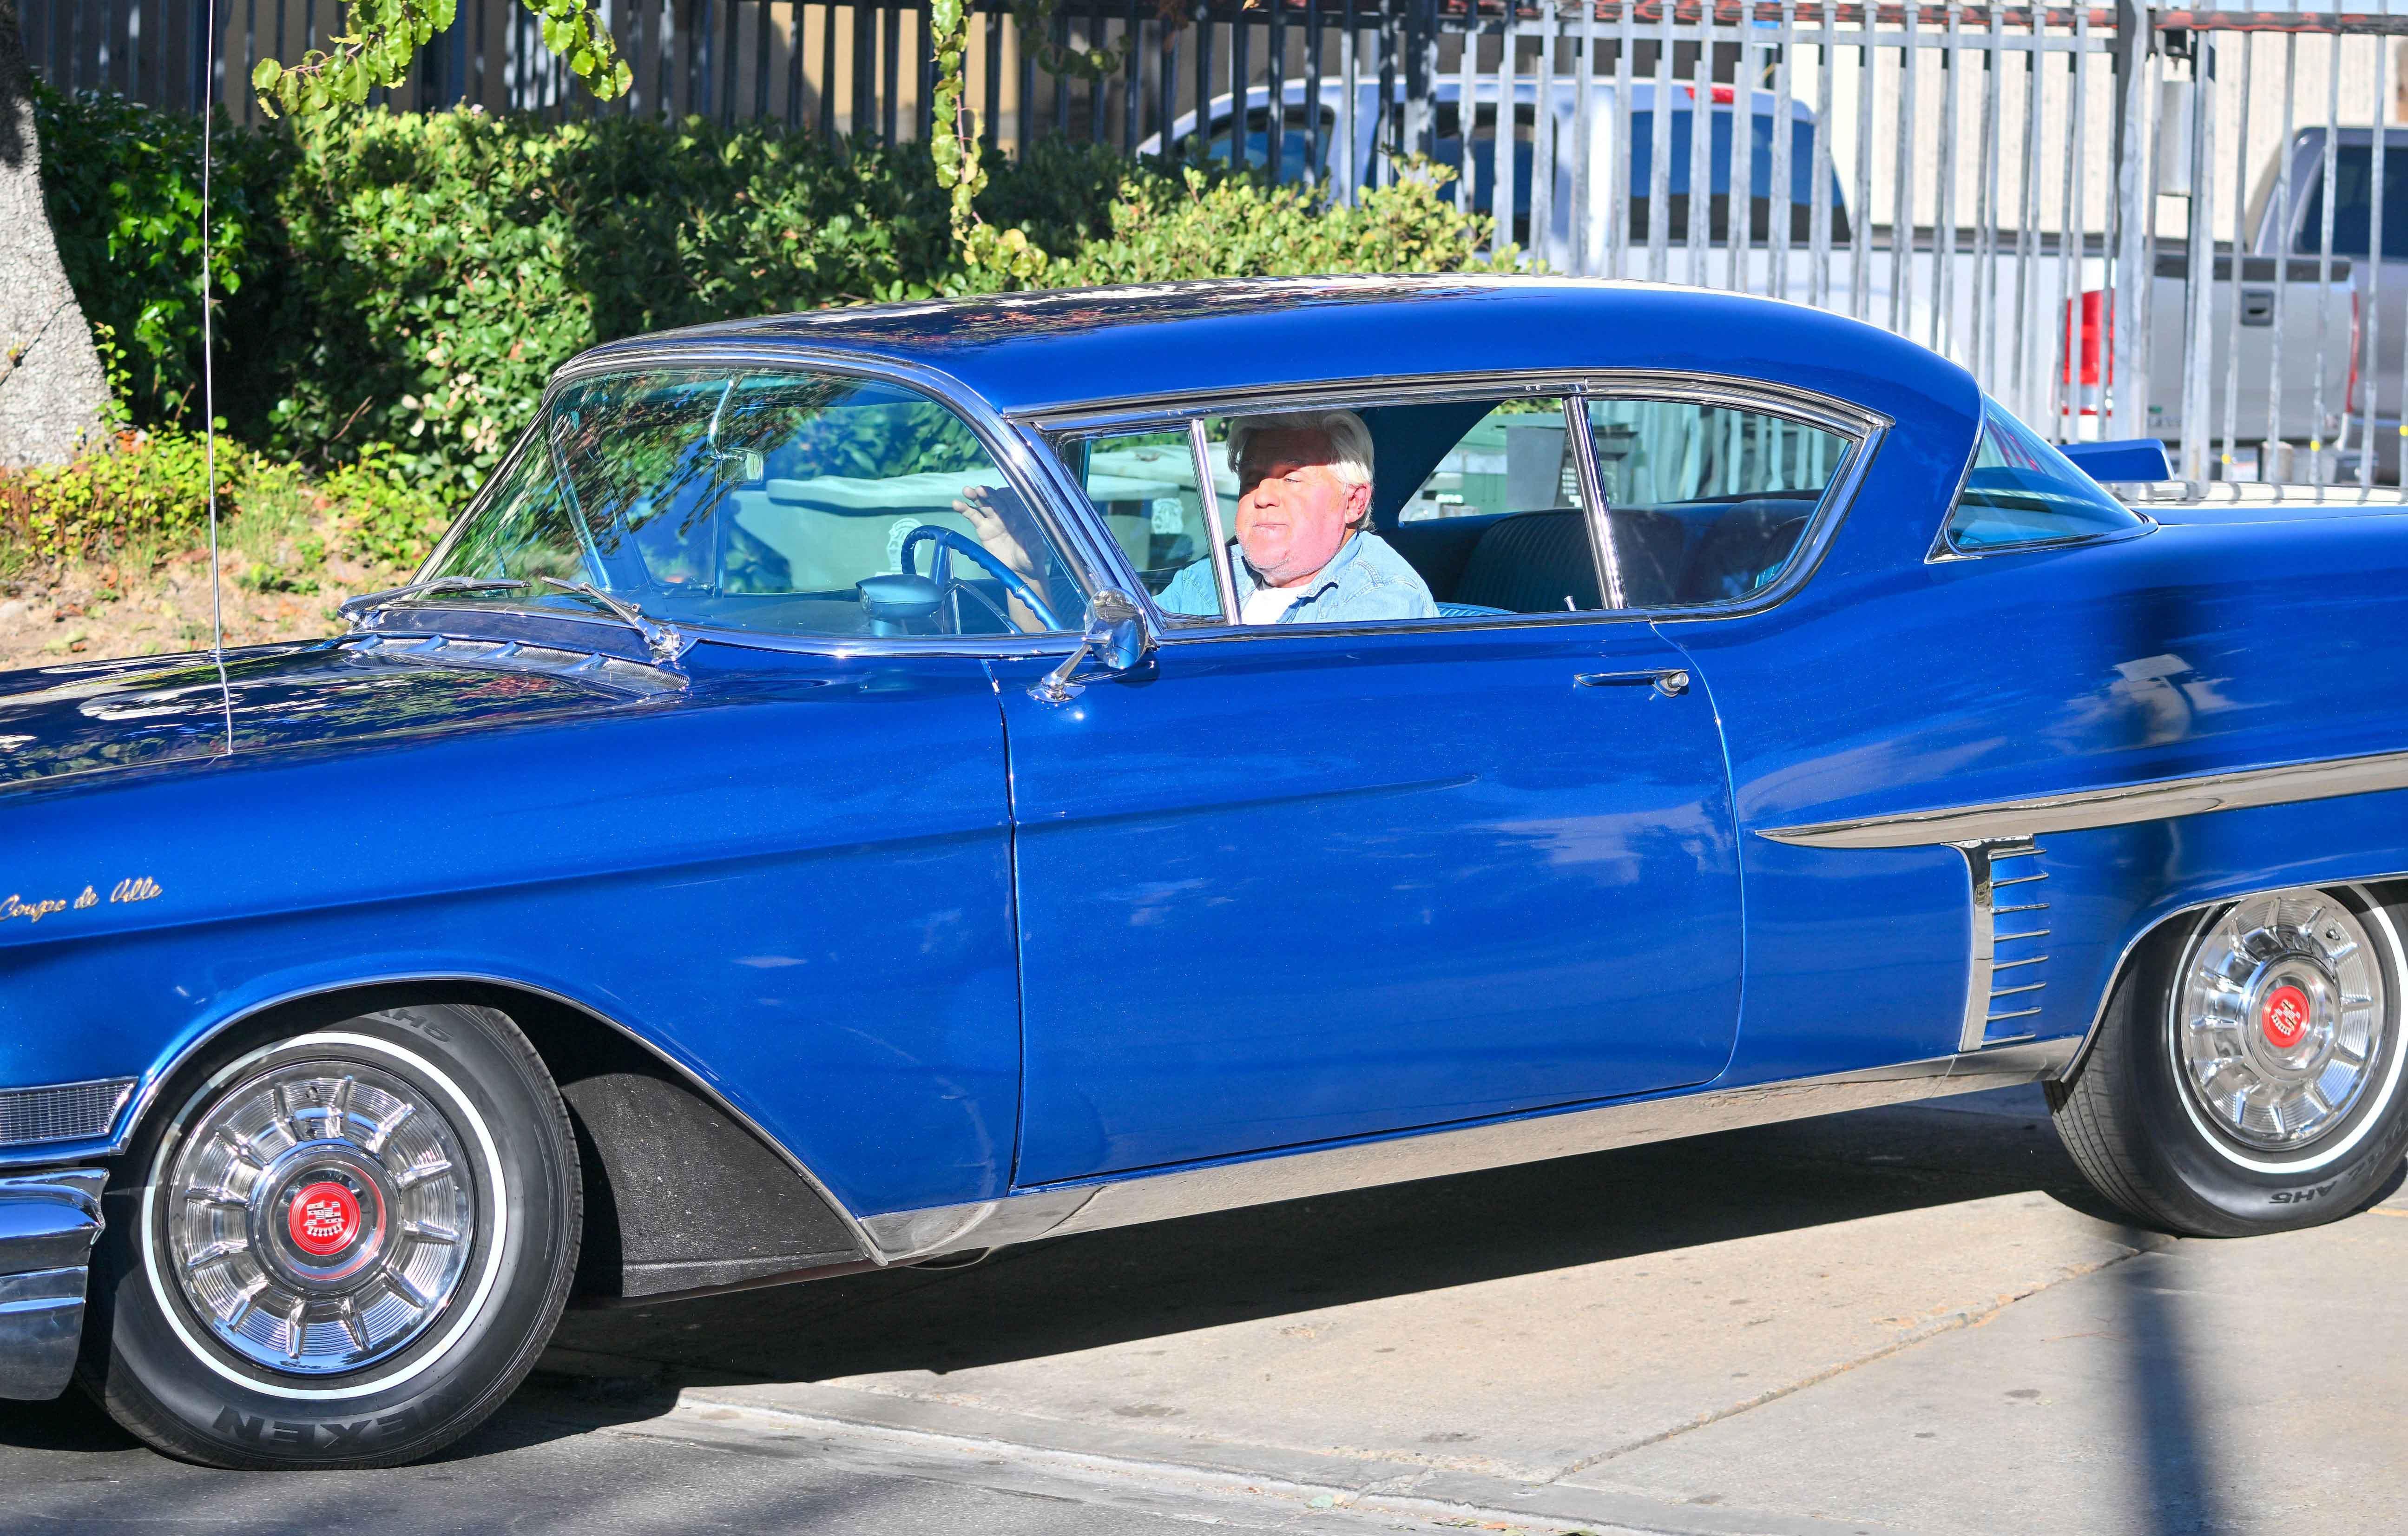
[2260,984,2311,1050]
[288,1181,362,1258]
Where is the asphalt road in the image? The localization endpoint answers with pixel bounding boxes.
[5,1085,2402,1536]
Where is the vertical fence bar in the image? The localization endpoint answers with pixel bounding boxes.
[985,5,1004,149]
[1574,0,1600,273]
[1304,0,1323,183]
[754,0,771,119]
[2217,30,2250,474]
[2310,34,2341,481]
[884,0,902,144]
[1385,0,1405,184]
[1849,5,1873,318]
[1769,1,1795,299]
[2107,0,2150,440]
[788,0,805,126]
[1342,0,1360,198]
[1731,15,1757,290]
[1531,1,1555,260]
[2007,16,2036,425]
[858,0,878,138]
[1455,9,1479,214]
[1019,6,1036,148]
[1931,2,1958,354]
[1089,9,1108,142]
[2180,40,2214,482]
[1890,5,1916,331]
[2264,34,2296,462]
[1197,1,1213,157]
[1494,2,1518,253]
[1231,4,1249,163]
[1645,0,1672,279]
[1808,0,1835,310]
[2362,38,2388,488]
[1127,0,1145,153]
[1609,0,1632,276]
[1270,0,1288,180]
[1687,3,1715,286]
[1969,6,2000,389]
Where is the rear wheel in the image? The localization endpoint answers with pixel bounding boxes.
[80,1003,579,1468]
[2050,884,2408,1236]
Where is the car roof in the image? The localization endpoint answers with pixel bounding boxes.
[568,275,1976,434]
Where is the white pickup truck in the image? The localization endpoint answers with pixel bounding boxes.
[2144,126,2400,481]
[1149,81,2355,464]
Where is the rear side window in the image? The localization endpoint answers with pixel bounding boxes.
[1581,397,1853,606]
[1942,403,2146,554]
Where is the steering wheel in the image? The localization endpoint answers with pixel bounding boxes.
[899,526,1062,633]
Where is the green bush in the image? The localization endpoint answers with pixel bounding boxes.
[33,93,1510,515]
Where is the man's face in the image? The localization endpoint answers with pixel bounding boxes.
[1232,428,1371,588]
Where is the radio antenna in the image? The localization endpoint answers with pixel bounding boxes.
[200,0,230,743]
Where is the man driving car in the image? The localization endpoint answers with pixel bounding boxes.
[959,409,1436,627]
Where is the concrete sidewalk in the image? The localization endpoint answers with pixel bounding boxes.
[540,1085,2408,1536]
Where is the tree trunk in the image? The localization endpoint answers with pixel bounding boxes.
[0,0,110,468]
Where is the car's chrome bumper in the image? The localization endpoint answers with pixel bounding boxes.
[0,1169,105,1401]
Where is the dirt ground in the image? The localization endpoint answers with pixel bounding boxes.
[0,544,407,677]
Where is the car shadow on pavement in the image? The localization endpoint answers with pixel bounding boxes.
[542,1085,2108,1396]
[0,1087,2122,1468]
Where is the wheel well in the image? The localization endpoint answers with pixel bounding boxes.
[2067,877,2408,1087]
[133,980,870,1299]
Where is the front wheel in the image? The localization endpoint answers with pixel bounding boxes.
[79,1003,579,1468]
[2050,884,2408,1236]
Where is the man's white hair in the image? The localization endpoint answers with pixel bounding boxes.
[1227,409,1374,490]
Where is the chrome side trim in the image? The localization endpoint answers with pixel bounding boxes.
[1761,747,2408,850]
[867,1040,2075,1262]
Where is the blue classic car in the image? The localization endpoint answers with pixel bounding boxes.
[5,277,2406,1468]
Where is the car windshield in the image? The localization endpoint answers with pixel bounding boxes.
[413,367,1090,639]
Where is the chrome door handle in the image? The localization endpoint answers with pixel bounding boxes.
[1574,669,1690,698]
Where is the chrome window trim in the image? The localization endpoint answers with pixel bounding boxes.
[1026,370,1887,638]
[1760,745,2408,851]
[863,1036,2078,1262]
[412,346,1124,657]
[1015,369,1890,442]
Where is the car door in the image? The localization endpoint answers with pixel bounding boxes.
[993,393,1747,1186]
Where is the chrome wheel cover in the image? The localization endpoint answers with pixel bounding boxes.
[2173,889,2393,1153]
[164,1059,479,1376]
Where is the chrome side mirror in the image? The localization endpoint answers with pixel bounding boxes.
[1032,590,1152,705]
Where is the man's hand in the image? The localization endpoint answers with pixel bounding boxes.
[955,484,1044,580]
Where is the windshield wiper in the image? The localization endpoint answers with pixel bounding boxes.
[339,577,529,626]
[538,577,686,663]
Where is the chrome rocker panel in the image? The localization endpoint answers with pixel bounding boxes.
[0,1169,106,1401]
[864,1038,2074,1262]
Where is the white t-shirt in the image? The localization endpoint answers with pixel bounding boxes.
[1241,583,1307,625]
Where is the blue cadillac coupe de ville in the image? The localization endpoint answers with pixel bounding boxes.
[4,277,2405,1468]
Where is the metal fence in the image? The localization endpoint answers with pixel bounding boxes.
[26,1,2408,483]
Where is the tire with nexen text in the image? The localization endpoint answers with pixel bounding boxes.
[2050,884,2408,1237]
[78,1003,580,1468]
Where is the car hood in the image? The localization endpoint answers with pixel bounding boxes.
[0,633,681,793]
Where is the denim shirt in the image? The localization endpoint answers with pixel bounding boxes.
[1156,531,1438,624]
